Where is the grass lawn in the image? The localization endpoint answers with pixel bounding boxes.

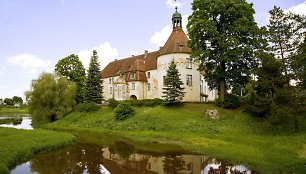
[45,103,306,174]
[0,107,28,116]
[0,127,75,174]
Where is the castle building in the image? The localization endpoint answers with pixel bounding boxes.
[101,8,218,102]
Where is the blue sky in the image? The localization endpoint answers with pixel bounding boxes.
[0,0,305,100]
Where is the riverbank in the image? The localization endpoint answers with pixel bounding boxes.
[0,127,75,174]
[46,103,306,174]
[0,107,28,116]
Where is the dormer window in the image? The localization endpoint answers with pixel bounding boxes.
[186,58,192,69]
[130,72,136,79]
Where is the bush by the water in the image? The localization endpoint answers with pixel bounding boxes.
[215,94,240,109]
[114,103,135,120]
[75,103,100,112]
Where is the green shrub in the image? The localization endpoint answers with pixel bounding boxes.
[224,94,241,109]
[75,103,100,112]
[215,98,224,107]
[215,94,240,109]
[108,98,119,109]
[125,98,163,107]
[114,103,135,120]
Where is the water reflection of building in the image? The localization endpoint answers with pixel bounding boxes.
[102,147,253,174]
[101,146,254,174]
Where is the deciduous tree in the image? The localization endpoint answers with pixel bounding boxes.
[187,0,262,101]
[25,73,76,125]
[4,98,14,106]
[55,54,86,103]
[12,96,23,104]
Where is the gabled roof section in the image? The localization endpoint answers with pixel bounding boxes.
[101,51,160,79]
[159,28,191,56]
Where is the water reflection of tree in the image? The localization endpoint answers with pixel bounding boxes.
[113,141,135,159]
[30,142,104,174]
[163,154,186,174]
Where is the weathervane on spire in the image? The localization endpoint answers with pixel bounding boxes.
[175,0,178,11]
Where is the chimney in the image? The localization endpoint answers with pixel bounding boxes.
[144,50,148,58]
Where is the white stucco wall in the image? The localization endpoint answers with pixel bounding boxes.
[102,77,116,100]
[157,53,202,102]
[102,54,218,102]
[145,70,159,99]
[128,81,146,100]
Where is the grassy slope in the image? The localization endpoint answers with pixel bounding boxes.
[0,127,75,174]
[0,107,28,116]
[46,103,306,173]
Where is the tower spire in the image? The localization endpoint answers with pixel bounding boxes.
[172,2,182,29]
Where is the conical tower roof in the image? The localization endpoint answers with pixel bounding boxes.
[159,28,191,55]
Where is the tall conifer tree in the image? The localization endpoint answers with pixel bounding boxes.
[85,50,103,104]
[162,59,185,105]
[267,6,305,77]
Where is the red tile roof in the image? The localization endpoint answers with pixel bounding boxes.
[159,28,191,55]
[101,51,159,79]
[101,28,190,81]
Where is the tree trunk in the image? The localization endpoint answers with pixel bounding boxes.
[219,61,226,102]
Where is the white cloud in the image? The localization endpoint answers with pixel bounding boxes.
[287,2,306,15]
[266,2,306,24]
[150,14,189,48]
[166,0,182,8]
[182,15,189,33]
[0,66,7,75]
[78,42,118,69]
[150,26,172,47]
[6,53,51,74]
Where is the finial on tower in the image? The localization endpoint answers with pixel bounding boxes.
[172,1,182,29]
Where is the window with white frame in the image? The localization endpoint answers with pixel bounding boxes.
[163,76,166,86]
[148,83,151,91]
[109,78,112,84]
[130,72,136,79]
[110,87,113,94]
[114,85,117,91]
[131,83,135,90]
[147,72,151,78]
[186,58,192,69]
[186,75,192,86]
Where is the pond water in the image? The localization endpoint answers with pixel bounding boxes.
[10,137,256,174]
[2,117,257,174]
[0,116,33,130]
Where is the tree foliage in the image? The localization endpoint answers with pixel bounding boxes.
[245,53,306,132]
[4,98,14,106]
[12,96,23,104]
[55,54,86,103]
[187,0,262,101]
[267,6,305,76]
[25,73,76,125]
[162,59,185,105]
[292,35,306,89]
[84,50,103,104]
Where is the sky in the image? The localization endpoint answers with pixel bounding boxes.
[0,0,305,100]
